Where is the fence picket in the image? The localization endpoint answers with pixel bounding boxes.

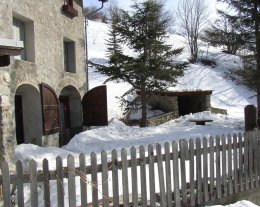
[216,136,221,198]
[91,152,98,207]
[238,133,244,191]
[180,140,187,205]
[189,139,195,206]
[253,131,259,188]
[112,149,120,206]
[221,135,227,197]
[130,147,138,207]
[227,134,233,195]
[101,151,109,207]
[1,161,10,207]
[29,159,38,207]
[121,148,129,207]
[56,156,64,207]
[172,141,181,207]
[244,134,249,190]
[203,137,209,202]
[43,158,50,207]
[16,160,24,207]
[255,131,260,188]
[67,155,76,207]
[148,145,156,207]
[164,142,173,207]
[140,145,147,206]
[156,143,167,207]
[209,137,215,200]
[79,153,87,207]
[233,134,238,193]
[196,138,202,204]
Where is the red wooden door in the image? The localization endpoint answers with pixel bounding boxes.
[40,83,60,134]
[82,85,108,126]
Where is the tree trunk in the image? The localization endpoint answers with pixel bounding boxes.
[140,84,147,127]
[255,1,260,126]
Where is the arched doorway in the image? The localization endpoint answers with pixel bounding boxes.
[59,85,82,146]
[15,84,43,145]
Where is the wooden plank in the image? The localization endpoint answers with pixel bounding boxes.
[112,149,119,207]
[140,145,147,206]
[148,145,155,207]
[189,139,195,206]
[29,160,38,207]
[248,132,254,189]
[121,148,129,207]
[256,132,260,187]
[91,152,98,207]
[221,135,227,197]
[180,140,187,205]
[16,160,24,207]
[79,153,87,207]
[244,134,249,190]
[56,156,64,207]
[68,155,76,207]
[203,137,209,202]
[101,151,109,207]
[172,141,181,207]
[238,133,244,192]
[131,147,138,207]
[216,136,221,198]
[209,136,215,200]
[196,138,202,204]
[164,142,173,207]
[227,134,233,195]
[43,158,51,207]
[233,133,238,193]
[156,143,167,207]
[253,131,259,188]
[1,161,10,207]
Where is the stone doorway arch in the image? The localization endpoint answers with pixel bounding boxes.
[15,84,43,145]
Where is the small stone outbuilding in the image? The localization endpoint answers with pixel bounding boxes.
[148,90,213,117]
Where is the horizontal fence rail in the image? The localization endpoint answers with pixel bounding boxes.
[1,131,260,206]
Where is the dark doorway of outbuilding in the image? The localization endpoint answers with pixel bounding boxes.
[176,91,212,116]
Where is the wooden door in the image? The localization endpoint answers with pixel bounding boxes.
[40,83,60,134]
[82,85,108,126]
[15,95,24,144]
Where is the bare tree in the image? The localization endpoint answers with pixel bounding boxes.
[177,0,209,62]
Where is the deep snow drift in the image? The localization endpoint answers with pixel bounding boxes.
[15,20,258,207]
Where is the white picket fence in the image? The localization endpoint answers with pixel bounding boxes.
[1,130,260,207]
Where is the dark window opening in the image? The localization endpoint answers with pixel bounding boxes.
[0,55,10,67]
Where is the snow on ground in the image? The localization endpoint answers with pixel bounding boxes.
[15,20,258,206]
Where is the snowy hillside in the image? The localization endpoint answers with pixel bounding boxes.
[87,20,256,119]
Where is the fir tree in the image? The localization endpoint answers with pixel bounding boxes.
[203,10,247,55]
[91,0,185,127]
[217,0,260,117]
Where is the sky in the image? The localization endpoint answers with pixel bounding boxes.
[83,0,218,15]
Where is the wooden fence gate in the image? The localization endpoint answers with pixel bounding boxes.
[1,131,260,206]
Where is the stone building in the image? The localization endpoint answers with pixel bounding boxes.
[0,0,89,165]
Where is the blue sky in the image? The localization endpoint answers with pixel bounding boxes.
[83,0,218,16]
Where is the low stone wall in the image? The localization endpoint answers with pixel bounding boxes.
[211,107,228,115]
[123,111,178,127]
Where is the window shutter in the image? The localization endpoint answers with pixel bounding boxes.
[40,83,60,135]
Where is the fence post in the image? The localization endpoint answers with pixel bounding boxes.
[244,105,257,131]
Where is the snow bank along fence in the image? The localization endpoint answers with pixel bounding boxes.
[1,131,260,206]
